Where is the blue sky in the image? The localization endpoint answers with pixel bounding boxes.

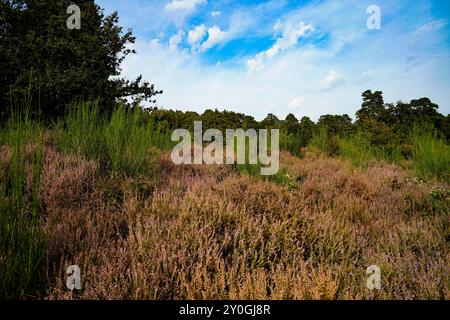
[97,0,450,121]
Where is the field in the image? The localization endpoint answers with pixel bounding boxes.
[1,106,448,299]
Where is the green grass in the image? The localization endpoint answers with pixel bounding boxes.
[339,132,374,168]
[0,109,47,299]
[57,102,173,177]
[339,132,404,168]
[237,161,292,186]
[310,124,448,182]
[1,101,449,298]
[279,129,303,157]
[412,124,450,182]
[309,125,330,154]
[1,101,174,298]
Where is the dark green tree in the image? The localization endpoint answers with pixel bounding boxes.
[298,116,316,147]
[356,90,386,123]
[317,114,353,137]
[260,113,281,129]
[0,0,162,118]
[283,113,299,135]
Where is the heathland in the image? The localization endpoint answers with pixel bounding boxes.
[1,1,449,300]
[0,103,448,299]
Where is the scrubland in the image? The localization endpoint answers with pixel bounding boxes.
[0,106,448,299]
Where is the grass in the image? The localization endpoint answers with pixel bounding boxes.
[279,129,304,157]
[43,151,449,299]
[412,124,450,182]
[311,125,447,180]
[0,109,47,299]
[56,102,173,177]
[309,125,330,155]
[0,103,449,300]
[339,132,374,168]
[339,132,404,168]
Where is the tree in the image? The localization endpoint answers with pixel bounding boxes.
[0,0,162,118]
[260,113,281,129]
[298,116,316,147]
[317,114,353,137]
[242,115,258,130]
[383,98,445,141]
[283,113,299,135]
[356,90,385,123]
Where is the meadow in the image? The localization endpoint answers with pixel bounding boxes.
[0,103,448,299]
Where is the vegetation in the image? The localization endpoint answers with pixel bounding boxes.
[0,0,448,300]
[0,102,448,300]
[0,109,47,299]
[0,0,162,119]
[56,102,172,177]
[412,124,450,181]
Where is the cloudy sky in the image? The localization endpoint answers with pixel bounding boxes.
[97,0,450,121]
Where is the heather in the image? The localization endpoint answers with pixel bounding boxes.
[0,106,448,299]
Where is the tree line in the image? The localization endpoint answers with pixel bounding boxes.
[147,89,449,156]
[1,0,449,158]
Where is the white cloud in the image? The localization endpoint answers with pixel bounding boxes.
[121,36,449,122]
[416,19,447,33]
[246,21,314,72]
[246,55,265,73]
[273,21,315,52]
[188,24,227,52]
[188,24,207,46]
[289,96,305,109]
[201,26,227,51]
[169,30,185,50]
[211,11,221,17]
[116,0,450,120]
[165,0,207,11]
[321,70,344,90]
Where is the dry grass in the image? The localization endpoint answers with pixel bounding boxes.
[31,148,448,300]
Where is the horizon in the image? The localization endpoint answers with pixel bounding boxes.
[98,0,450,121]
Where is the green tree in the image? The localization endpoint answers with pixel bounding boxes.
[283,113,299,135]
[1,0,162,118]
[260,113,281,129]
[356,90,386,123]
[317,114,353,137]
[298,116,316,147]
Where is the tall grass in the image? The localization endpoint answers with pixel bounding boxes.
[309,125,330,154]
[339,132,373,168]
[279,130,303,157]
[339,132,404,168]
[0,109,47,299]
[57,102,172,177]
[412,124,450,182]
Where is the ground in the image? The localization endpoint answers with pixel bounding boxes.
[7,143,445,299]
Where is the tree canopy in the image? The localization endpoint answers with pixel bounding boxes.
[0,0,161,118]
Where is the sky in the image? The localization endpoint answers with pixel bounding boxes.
[97,0,450,121]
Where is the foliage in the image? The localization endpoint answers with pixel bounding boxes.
[412,124,450,182]
[0,108,47,299]
[57,102,172,177]
[0,0,162,118]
